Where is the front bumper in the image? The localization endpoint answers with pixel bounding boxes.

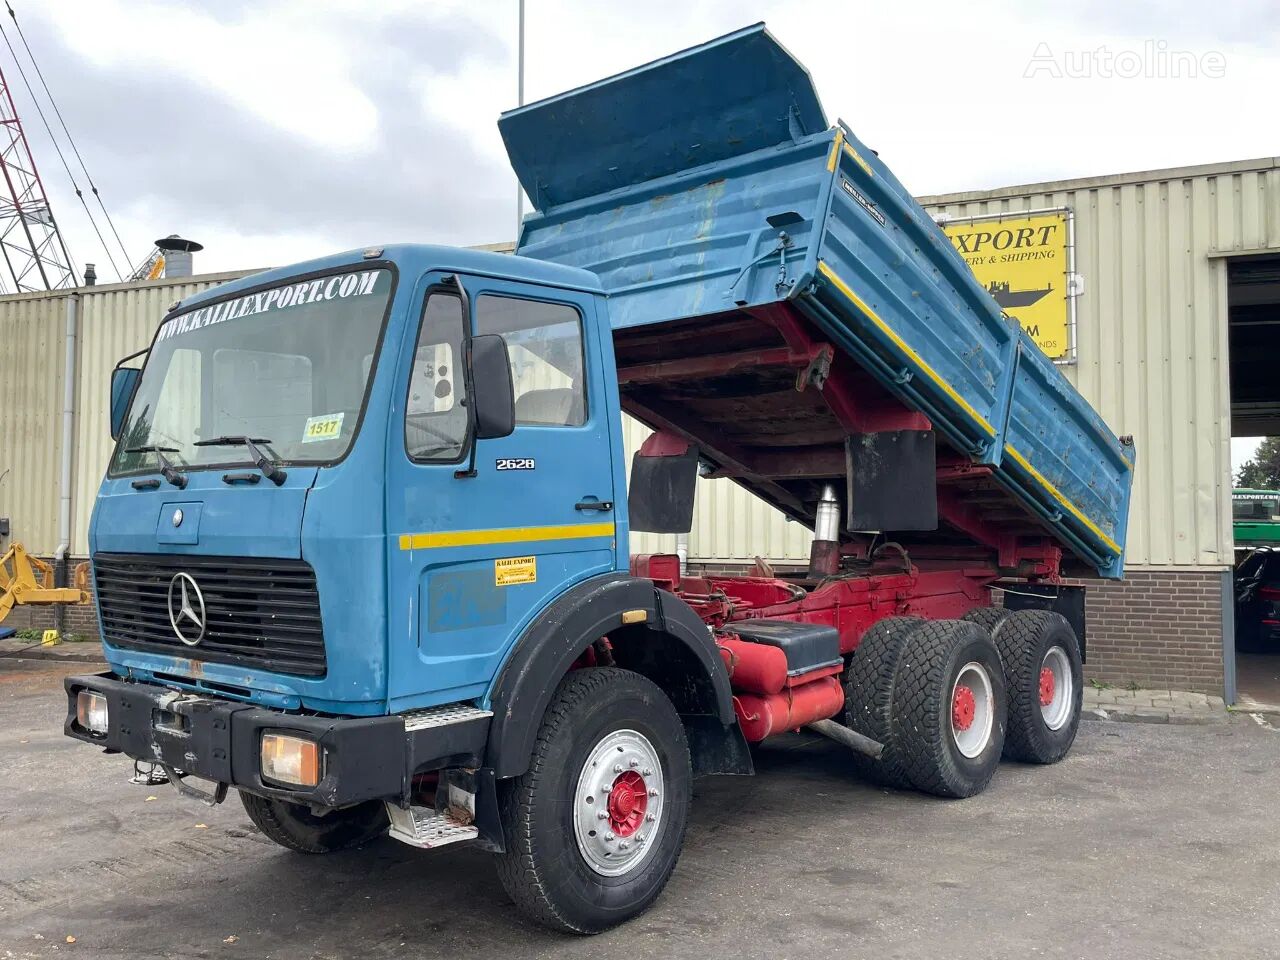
[63,673,491,809]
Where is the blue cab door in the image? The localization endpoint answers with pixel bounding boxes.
[385,271,619,710]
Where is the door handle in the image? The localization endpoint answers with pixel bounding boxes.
[575,499,614,512]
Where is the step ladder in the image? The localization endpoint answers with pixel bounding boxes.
[385,804,479,848]
[385,703,493,849]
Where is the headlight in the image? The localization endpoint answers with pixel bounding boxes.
[260,733,321,787]
[75,690,109,735]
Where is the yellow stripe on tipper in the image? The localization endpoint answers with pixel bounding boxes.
[826,130,845,172]
[843,142,874,178]
[1004,445,1122,555]
[398,521,615,551]
[816,262,996,437]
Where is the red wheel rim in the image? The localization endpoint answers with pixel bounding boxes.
[952,685,976,732]
[606,770,648,837]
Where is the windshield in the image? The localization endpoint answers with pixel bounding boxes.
[1233,496,1280,521]
[110,267,393,476]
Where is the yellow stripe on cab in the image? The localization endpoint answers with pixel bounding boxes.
[398,521,616,551]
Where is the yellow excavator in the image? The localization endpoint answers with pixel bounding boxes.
[0,542,90,628]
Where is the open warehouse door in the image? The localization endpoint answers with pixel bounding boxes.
[1227,254,1280,711]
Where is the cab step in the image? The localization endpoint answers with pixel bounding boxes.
[384,803,478,849]
[399,703,493,731]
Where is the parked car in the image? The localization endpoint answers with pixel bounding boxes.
[1235,547,1280,652]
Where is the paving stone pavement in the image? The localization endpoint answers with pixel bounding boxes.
[1083,685,1228,724]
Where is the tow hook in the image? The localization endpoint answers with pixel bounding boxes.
[160,763,229,806]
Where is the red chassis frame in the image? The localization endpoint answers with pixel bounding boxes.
[632,552,997,658]
[619,302,1067,741]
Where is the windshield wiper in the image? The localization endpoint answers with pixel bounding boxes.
[123,445,188,489]
[194,435,287,486]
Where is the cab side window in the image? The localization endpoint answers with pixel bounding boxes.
[475,295,586,427]
[405,292,469,461]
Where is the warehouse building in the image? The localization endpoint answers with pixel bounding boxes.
[2,155,1277,701]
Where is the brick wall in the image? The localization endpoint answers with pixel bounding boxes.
[688,561,1227,697]
[1054,568,1226,696]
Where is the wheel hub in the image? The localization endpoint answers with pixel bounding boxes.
[1039,666,1056,707]
[573,729,664,877]
[952,685,976,731]
[1039,645,1074,731]
[607,770,648,837]
[949,662,994,758]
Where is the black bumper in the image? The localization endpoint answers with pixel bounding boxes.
[63,673,490,809]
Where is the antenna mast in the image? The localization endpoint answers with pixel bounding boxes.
[0,61,75,292]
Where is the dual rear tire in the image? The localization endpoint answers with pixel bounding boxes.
[843,610,1083,797]
[965,608,1084,764]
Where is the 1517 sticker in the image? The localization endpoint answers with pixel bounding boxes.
[302,412,344,443]
[495,555,536,586]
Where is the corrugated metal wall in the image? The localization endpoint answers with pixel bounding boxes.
[0,292,68,553]
[0,271,254,556]
[922,158,1280,568]
[5,159,1276,567]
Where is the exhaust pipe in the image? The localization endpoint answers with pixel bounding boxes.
[808,483,840,578]
[806,719,884,759]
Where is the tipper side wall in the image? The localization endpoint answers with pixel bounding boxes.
[504,24,1132,578]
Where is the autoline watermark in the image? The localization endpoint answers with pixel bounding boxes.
[1024,41,1226,79]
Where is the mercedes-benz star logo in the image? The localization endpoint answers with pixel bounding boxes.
[167,572,206,646]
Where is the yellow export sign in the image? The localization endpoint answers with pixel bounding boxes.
[943,212,1070,359]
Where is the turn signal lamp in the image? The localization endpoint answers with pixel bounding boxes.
[260,733,321,787]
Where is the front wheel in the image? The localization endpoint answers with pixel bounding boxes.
[496,667,691,934]
[239,792,388,853]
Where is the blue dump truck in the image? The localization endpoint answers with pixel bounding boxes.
[63,25,1133,933]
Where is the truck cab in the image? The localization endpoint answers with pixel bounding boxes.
[69,244,743,932]
[91,246,628,715]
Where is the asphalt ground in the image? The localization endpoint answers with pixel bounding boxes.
[2,657,1278,960]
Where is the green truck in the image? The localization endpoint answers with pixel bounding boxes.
[1234,489,1280,549]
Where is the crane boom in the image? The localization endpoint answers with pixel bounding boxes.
[0,61,75,292]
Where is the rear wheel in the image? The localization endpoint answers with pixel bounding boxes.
[239,792,388,854]
[496,667,691,934]
[962,606,1010,636]
[842,616,923,788]
[891,620,1007,798]
[993,611,1083,763]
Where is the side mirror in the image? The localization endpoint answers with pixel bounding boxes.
[109,366,141,440]
[469,334,515,440]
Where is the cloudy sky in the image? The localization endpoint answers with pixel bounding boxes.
[17,0,1278,278]
[11,0,1280,463]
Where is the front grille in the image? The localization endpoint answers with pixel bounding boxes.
[93,553,327,678]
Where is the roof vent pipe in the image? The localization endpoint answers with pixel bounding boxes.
[83,263,96,286]
[155,235,203,279]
